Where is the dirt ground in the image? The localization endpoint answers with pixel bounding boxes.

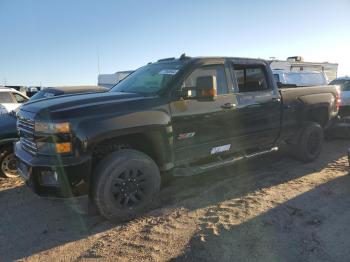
[1,140,350,262]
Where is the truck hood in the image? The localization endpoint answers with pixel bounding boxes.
[20,91,152,119]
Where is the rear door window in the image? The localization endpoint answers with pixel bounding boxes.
[0,92,14,103]
[232,65,269,92]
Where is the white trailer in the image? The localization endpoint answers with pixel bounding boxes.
[270,56,338,82]
[98,71,133,89]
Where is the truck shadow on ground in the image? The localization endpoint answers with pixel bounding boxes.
[160,140,348,210]
[171,171,350,262]
[0,140,348,261]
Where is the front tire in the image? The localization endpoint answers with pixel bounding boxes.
[93,149,161,222]
[0,146,18,178]
[291,122,324,162]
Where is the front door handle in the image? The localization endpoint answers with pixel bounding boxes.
[221,103,236,109]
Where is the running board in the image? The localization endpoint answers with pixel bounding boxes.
[173,147,278,177]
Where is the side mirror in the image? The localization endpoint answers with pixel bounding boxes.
[196,75,217,101]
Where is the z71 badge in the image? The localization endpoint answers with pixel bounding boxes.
[177,132,195,140]
[211,144,231,154]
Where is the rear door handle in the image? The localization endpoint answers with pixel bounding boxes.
[221,103,236,109]
[271,98,281,102]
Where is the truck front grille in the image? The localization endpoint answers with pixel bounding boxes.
[17,116,37,155]
[17,118,35,136]
[20,137,37,155]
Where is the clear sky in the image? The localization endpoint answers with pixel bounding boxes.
[0,0,349,86]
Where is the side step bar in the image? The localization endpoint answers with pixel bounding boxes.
[173,147,278,177]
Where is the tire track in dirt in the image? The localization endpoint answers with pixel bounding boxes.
[76,208,197,261]
[174,155,348,261]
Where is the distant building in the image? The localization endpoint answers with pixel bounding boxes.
[98,71,133,89]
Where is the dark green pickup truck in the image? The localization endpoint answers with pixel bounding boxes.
[15,55,339,221]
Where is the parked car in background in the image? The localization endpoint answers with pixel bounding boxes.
[273,70,328,88]
[4,85,27,95]
[0,87,29,114]
[329,77,350,117]
[30,85,108,101]
[0,111,18,177]
[15,55,340,222]
[0,85,108,178]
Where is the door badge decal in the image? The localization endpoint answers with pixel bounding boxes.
[211,144,231,154]
[177,132,195,140]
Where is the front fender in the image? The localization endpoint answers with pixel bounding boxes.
[77,110,171,142]
[74,110,174,170]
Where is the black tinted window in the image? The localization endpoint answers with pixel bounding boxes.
[0,92,14,103]
[330,80,350,91]
[233,66,269,92]
[343,81,350,91]
[184,65,229,95]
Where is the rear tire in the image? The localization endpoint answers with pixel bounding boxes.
[291,122,323,162]
[92,149,161,222]
[0,146,18,178]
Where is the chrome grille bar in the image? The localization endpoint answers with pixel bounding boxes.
[18,116,37,155]
[20,138,37,155]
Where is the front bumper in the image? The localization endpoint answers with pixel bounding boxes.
[15,142,91,198]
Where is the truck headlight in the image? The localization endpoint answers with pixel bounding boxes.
[35,122,70,133]
[37,142,72,154]
[55,143,72,154]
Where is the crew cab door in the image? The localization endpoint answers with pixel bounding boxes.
[229,63,282,151]
[170,63,238,165]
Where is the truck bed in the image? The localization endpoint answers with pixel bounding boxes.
[279,85,339,142]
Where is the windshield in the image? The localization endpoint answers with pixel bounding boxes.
[330,79,350,91]
[111,62,184,94]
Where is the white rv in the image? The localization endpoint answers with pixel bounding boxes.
[270,56,338,82]
[273,70,328,87]
[98,71,133,89]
